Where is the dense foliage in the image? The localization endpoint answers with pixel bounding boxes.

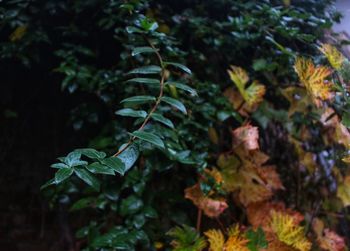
[2,0,350,250]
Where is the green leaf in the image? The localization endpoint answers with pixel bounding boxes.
[70,197,95,211]
[74,167,101,191]
[119,195,144,216]
[130,131,165,148]
[342,112,350,128]
[40,178,56,190]
[131,47,158,56]
[165,62,191,75]
[55,168,74,184]
[118,143,139,172]
[51,163,69,169]
[115,108,147,118]
[120,96,156,105]
[127,65,161,75]
[151,113,174,128]
[165,81,197,96]
[74,148,106,160]
[161,96,187,114]
[246,227,268,251]
[101,157,125,175]
[87,162,115,175]
[64,152,88,167]
[126,78,160,86]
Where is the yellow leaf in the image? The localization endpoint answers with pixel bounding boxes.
[225,225,249,251]
[319,43,345,70]
[336,175,350,207]
[270,211,311,251]
[208,127,219,145]
[281,87,311,116]
[228,66,266,107]
[9,25,28,42]
[204,229,225,251]
[294,57,333,106]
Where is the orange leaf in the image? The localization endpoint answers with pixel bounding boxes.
[232,124,260,150]
[184,184,228,218]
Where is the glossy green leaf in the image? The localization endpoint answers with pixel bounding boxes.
[87,162,115,175]
[151,113,174,128]
[55,167,73,184]
[165,81,197,96]
[131,47,158,56]
[126,78,160,86]
[119,195,144,216]
[74,168,101,191]
[70,197,94,211]
[120,96,156,105]
[115,108,147,118]
[118,143,139,172]
[127,65,161,75]
[165,62,191,75]
[51,163,69,169]
[130,131,165,148]
[101,157,125,175]
[75,148,106,160]
[161,96,187,114]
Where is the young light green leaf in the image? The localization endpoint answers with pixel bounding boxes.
[151,113,174,128]
[117,143,139,172]
[161,96,187,114]
[101,157,125,175]
[131,47,158,56]
[165,62,192,75]
[165,82,197,96]
[126,78,160,86]
[74,168,101,191]
[120,96,156,105]
[130,131,165,148]
[127,65,161,75]
[115,108,147,118]
[87,162,115,175]
[55,168,74,184]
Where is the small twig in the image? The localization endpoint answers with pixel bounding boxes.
[113,39,166,157]
[196,208,203,231]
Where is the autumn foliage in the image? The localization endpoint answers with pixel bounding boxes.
[179,44,349,251]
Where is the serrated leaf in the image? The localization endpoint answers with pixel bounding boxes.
[131,47,158,56]
[120,96,156,105]
[165,81,197,96]
[74,167,101,191]
[246,227,268,251]
[87,162,115,175]
[131,131,165,148]
[55,168,73,184]
[127,65,161,75]
[161,96,187,114]
[101,157,125,175]
[118,143,139,172]
[115,108,147,118]
[165,62,192,75]
[126,78,160,86]
[151,113,174,128]
[74,148,106,160]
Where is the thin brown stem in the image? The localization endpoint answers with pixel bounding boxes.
[196,208,202,231]
[113,39,166,157]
